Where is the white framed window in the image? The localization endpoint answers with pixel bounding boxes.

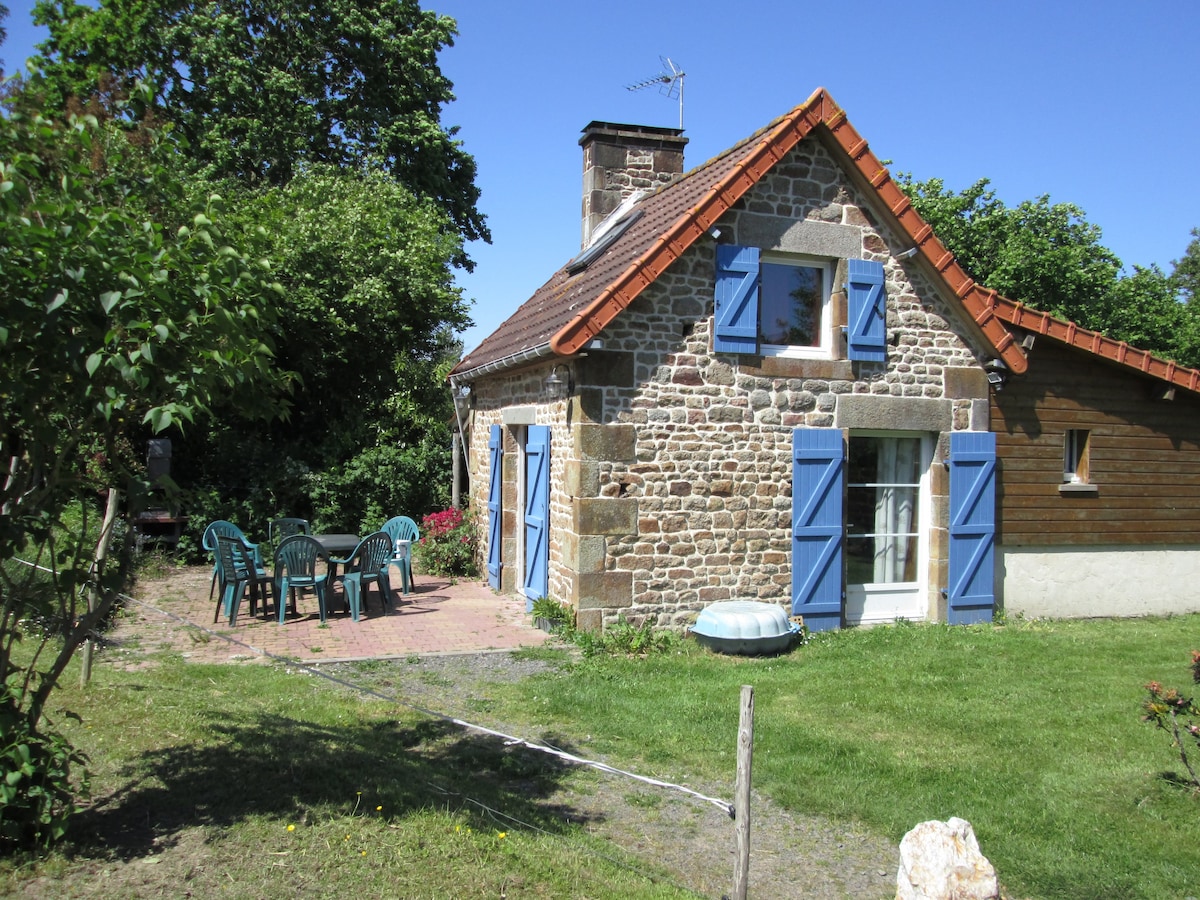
[759,253,833,358]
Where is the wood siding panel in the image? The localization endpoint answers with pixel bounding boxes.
[991,342,1200,546]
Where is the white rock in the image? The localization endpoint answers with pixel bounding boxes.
[895,817,999,900]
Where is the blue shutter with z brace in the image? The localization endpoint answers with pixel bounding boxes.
[523,426,551,608]
[947,431,997,624]
[792,428,844,631]
[846,258,886,362]
[714,245,760,353]
[486,425,503,590]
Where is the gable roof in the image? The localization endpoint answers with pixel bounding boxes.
[452,87,1200,396]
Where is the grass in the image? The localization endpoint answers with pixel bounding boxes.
[2,656,689,899]
[3,613,1200,898]
[502,616,1200,899]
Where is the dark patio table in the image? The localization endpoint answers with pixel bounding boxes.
[312,533,359,557]
[311,534,360,614]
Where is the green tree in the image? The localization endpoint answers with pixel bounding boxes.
[899,174,1200,367]
[1170,228,1200,309]
[30,0,488,261]
[0,3,9,73]
[27,0,484,538]
[897,175,1123,328]
[174,166,468,533]
[0,92,291,844]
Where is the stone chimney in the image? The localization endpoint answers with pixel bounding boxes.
[580,121,687,248]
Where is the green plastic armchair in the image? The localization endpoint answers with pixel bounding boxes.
[380,516,419,595]
[331,532,394,621]
[273,534,330,624]
[203,520,262,611]
[215,534,272,626]
[269,517,310,544]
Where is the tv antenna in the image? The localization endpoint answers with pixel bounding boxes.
[626,56,686,129]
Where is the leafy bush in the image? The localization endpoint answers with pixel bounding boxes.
[1141,650,1200,790]
[414,508,477,578]
[0,692,89,848]
[530,597,572,628]
[564,616,680,658]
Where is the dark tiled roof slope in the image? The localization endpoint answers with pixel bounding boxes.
[452,88,1200,396]
[452,110,773,377]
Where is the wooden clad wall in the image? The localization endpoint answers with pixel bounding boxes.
[990,341,1200,546]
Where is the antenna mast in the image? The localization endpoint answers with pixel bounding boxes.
[626,56,686,129]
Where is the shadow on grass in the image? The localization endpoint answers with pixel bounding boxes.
[67,706,594,861]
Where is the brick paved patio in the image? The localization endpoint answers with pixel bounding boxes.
[118,566,549,664]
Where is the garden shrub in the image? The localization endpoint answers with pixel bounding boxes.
[1142,650,1200,790]
[0,690,89,848]
[414,508,477,577]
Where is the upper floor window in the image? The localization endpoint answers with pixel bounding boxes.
[759,255,832,356]
[714,245,884,361]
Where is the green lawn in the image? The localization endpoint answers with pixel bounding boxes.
[4,613,1200,899]
[503,616,1200,899]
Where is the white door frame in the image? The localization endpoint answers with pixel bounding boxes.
[844,430,933,626]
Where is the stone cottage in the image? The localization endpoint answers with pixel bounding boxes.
[449,87,1200,631]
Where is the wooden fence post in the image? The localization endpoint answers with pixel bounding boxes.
[80,487,121,687]
[733,683,754,900]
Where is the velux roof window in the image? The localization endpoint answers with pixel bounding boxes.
[567,194,645,275]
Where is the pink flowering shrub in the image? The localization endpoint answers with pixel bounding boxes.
[1141,650,1200,791]
[415,507,477,577]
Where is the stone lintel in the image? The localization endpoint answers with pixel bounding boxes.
[501,405,537,426]
[739,215,863,259]
[835,394,952,432]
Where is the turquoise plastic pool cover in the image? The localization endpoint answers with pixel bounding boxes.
[689,600,801,655]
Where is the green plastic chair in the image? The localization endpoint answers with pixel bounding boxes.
[380,516,419,594]
[273,534,330,624]
[203,520,262,612]
[331,532,395,621]
[215,534,272,626]
[269,517,310,544]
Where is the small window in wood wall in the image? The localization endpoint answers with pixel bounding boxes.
[1063,429,1090,484]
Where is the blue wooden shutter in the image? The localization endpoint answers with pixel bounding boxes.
[947,431,997,624]
[523,425,551,607]
[846,258,886,362]
[486,425,503,590]
[792,428,844,632]
[714,244,760,353]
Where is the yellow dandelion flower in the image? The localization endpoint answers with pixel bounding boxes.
[376,805,382,811]
[497,832,507,839]
[361,851,367,856]
[287,824,296,832]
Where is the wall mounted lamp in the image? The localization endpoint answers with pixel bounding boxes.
[544,364,573,401]
[984,358,1008,391]
[452,382,473,412]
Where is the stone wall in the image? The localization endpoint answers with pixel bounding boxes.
[464,138,993,631]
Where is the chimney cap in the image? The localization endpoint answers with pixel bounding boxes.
[580,121,687,146]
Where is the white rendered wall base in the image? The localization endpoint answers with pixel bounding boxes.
[998,545,1200,618]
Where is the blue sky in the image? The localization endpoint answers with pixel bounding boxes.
[5,1,1199,354]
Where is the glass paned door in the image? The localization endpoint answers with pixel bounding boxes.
[845,434,927,624]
